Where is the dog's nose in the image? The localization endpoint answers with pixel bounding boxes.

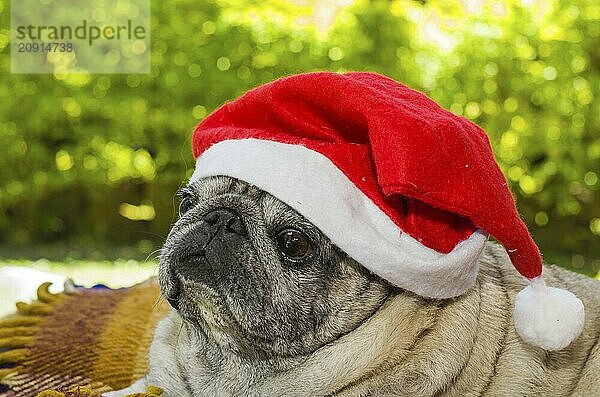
[202,208,247,236]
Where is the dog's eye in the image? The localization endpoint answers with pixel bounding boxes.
[276,229,312,260]
[179,195,195,216]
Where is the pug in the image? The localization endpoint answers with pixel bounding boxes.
[107,176,600,397]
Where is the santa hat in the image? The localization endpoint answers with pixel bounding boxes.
[189,71,584,351]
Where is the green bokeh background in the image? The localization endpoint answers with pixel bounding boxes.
[0,0,599,275]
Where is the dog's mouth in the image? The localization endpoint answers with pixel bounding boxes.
[166,291,180,310]
[162,255,220,316]
[165,282,181,310]
[163,249,211,310]
[163,266,184,310]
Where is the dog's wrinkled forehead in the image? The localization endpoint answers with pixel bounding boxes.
[183,176,312,228]
[178,176,265,222]
[192,175,263,200]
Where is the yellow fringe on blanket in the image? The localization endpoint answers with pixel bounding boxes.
[0,316,43,328]
[35,386,164,397]
[15,301,54,316]
[0,284,60,369]
[0,348,28,364]
[0,326,38,338]
[36,282,61,304]
[1,278,169,396]
[36,387,99,397]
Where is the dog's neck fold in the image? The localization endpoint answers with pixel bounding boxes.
[251,265,509,397]
[251,293,441,396]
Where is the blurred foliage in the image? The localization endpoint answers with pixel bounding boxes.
[0,0,598,274]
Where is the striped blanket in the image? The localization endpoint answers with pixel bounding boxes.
[0,279,170,397]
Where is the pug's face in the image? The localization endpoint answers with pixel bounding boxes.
[159,176,393,358]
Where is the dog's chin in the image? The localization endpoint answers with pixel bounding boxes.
[163,272,230,333]
[160,254,207,310]
[160,268,183,310]
[177,298,220,330]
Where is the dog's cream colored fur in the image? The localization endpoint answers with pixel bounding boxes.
[109,243,600,396]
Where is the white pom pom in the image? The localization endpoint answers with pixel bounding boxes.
[513,277,585,350]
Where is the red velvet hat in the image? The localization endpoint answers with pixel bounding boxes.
[189,72,584,350]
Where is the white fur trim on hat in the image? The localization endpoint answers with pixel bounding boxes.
[513,277,585,350]
[190,138,487,299]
